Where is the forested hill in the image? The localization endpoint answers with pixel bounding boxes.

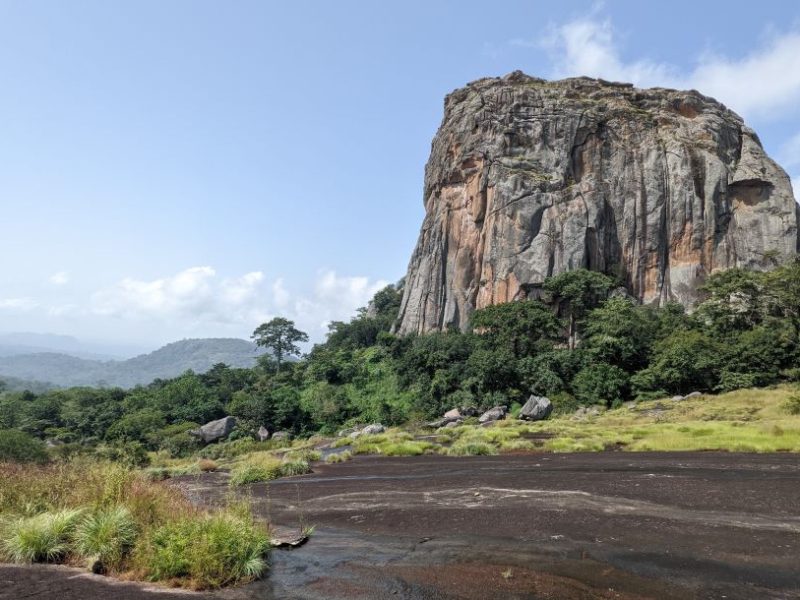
[0,338,265,388]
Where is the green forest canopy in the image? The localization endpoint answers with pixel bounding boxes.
[2,262,800,461]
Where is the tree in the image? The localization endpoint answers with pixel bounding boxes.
[252,317,309,371]
[471,300,562,358]
[543,270,616,349]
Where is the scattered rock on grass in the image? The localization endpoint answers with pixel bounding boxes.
[272,431,292,442]
[518,395,552,421]
[478,405,507,424]
[190,416,237,443]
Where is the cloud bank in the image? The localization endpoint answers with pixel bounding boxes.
[89,266,388,342]
[539,16,800,121]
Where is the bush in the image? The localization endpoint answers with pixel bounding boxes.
[0,509,83,563]
[784,392,800,415]
[572,363,629,406]
[73,506,137,571]
[0,429,48,463]
[135,514,269,589]
[197,459,218,472]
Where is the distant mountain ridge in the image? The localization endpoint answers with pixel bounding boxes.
[0,338,266,388]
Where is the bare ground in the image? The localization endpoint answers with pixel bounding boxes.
[3,452,799,599]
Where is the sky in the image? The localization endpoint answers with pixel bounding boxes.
[1,1,799,354]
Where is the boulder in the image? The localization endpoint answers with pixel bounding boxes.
[190,416,237,443]
[257,426,270,442]
[478,405,507,424]
[518,395,553,421]
[361,423,385,435]
[271,431,292,443]
[670,395,684,402]
[684,391,702,399]
[349,423,385,439]
[443,408,462,419]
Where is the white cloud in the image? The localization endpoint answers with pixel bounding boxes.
[90,266,387,342]
[279,270,389,336]
[48,271,70,285]
[539,16,800,119]
[92,266,267,325]
[0,298,38,311]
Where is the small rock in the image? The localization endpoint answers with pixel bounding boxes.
[270,526,310,548]
[670,395,684,402]
[444,420,461,428]
[271,431,292,442]
[478,405,507,424]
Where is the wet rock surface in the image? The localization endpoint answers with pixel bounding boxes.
[4,452,800,599]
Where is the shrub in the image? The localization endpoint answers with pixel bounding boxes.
[573,362,629,407]
[784,392,800,416]
[135,513,269,589]
[0,509,83,563]
[73,506,137,571]
[0,429,48,463]
[198,459,218,472]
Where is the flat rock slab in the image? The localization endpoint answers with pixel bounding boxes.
[6,453,800,600]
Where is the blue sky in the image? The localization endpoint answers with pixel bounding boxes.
[1,1,799,352]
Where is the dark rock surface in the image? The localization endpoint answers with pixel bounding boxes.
[397,72,799,334]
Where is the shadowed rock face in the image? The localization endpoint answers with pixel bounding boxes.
[396,71,799,334]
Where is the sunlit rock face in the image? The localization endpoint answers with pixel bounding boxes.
[396,71,799,334]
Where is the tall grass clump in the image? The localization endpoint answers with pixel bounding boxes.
[229,453,312,486]
[446,440,497,456]
[73,506,137,572]
[0,459,271,589]
[135,513,269,589]
[0,508,83,563]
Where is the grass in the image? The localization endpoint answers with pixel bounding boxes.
[133,512,269,589]
[0,508,84,563]
[434,385,800,454]
[325,450,352,463]
[0,460,270,589]
[349,430,435,456]
[228,453,312,487]
[446,440,497,456]
[74,506,137,572]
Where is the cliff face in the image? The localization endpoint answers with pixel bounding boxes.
[396,71,799,335]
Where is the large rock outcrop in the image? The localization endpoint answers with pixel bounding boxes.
[396,72,799,334]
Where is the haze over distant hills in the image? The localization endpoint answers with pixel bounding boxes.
[0,338,266,389]
[0,332,147,360]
